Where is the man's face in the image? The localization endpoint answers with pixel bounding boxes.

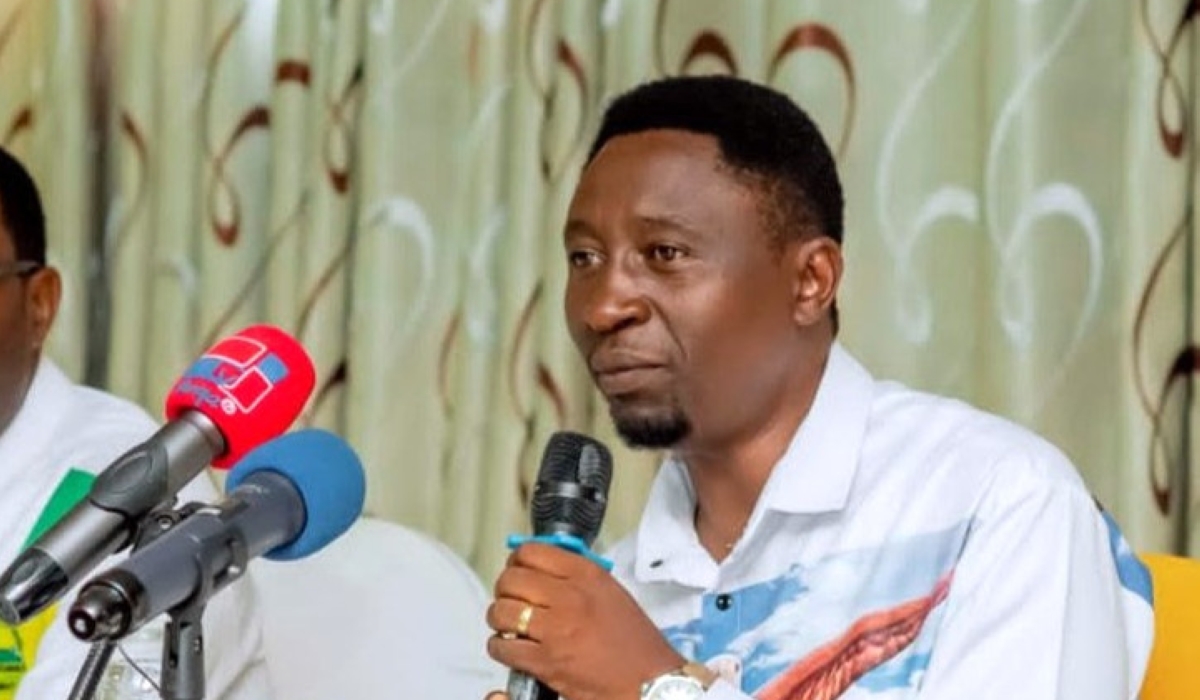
[0,226,43,436]
[564,130,809,450]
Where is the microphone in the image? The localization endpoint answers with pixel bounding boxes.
[508,431,613,700]
[0,325,315,626]
[66,428,365,642]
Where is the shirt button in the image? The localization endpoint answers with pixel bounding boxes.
[715,594,733,611]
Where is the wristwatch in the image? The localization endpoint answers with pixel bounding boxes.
[639,661,718,700]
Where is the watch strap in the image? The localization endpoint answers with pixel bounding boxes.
[679,661,718,689]
[640,660,718,699]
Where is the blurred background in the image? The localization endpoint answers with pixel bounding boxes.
[0,0,1195,582]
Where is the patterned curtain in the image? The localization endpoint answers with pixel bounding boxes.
[0,0,1195,581]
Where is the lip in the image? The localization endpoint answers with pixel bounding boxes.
[588,350,665,376]
[590,353,667,396]
[592,364,667,396]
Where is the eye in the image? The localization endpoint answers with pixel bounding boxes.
[649,244,685,263]
[567,249,601,268]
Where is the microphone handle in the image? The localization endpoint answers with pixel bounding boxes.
[45,411,224,584]
[508,670,558,700]
[90,410,224,514]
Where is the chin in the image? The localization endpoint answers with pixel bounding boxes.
[609,403,691,449]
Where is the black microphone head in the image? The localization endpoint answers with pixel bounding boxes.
[530,431,613,545]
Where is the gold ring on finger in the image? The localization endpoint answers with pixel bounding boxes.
[515,604,535,637]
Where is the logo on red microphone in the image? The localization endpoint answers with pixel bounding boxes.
[175,336,290,415]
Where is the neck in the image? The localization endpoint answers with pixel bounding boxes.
[684,419,798,561]
[681,342,831,561]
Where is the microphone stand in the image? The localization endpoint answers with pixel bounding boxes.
[67,502,205,700]
[160,601,207,700]
[65,639,116,700]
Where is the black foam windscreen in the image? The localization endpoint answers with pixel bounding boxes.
[529,431,613,545]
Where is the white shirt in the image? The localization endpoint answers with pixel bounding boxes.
[0,358,273,700]
[609,344,1154,700]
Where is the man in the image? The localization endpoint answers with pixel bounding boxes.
[485,76,1154,700]
[0,147,273,699]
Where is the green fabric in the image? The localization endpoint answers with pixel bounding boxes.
[21,469,95,548]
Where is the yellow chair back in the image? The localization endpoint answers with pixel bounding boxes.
[1140,553,1200,700]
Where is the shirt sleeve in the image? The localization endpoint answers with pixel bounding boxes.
[915,451,1154,700]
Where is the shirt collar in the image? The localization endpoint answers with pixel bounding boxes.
[632,343,876,582]
[756,342,875,515]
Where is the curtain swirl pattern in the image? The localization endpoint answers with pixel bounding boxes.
[0,0,1194,580]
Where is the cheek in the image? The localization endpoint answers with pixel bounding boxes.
[0,299,33,360]
[674,289,790,375]
[563,313,603,372]
[669,294,741,362]
[0,302,20,346]
[0,317,28,399]
[562,291,588,348]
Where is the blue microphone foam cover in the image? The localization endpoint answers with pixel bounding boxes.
[225,428,366,561]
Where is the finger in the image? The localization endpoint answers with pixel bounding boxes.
[511,541,599,577]
[486,598,546,641]
[492,545,540,585]
[493,564,567,604]
[484,693,508,700]
[487,631,542,673]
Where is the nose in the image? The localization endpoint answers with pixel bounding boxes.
[571,260,650,337]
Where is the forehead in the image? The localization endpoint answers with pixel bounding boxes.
[569,130,761,225]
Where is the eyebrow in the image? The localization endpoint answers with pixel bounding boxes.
[563,218,593,241]
[563,212,705,241]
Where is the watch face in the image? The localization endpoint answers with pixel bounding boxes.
[645,676,705,700]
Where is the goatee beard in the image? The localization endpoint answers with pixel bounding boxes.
[613,410,691,449]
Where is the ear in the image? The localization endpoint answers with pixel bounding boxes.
[788,236,842,328]
[24,266,61,351]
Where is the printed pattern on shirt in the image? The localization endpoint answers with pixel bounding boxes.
[1099,508,1153,606]
[660,522,970,698]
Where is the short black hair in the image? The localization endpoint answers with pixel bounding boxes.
[586,75,844,245]
[0,147,46,265]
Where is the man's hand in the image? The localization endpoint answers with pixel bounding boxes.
[486,542,686,700]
